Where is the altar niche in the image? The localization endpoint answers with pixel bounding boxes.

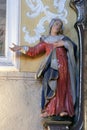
[42,0,85,129]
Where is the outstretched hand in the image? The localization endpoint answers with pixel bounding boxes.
[9,43,21,52]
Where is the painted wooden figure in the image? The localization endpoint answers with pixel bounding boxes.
[10,18,77,120]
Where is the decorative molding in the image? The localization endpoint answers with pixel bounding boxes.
[70,0,84,130]
[84,0,87,28]
[70,0,85,23]
[23,0,68,44]
[0,72,36,80]
[0,0,21,71]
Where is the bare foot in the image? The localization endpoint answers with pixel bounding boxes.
[60,112,68,117]
[41,112,49,117]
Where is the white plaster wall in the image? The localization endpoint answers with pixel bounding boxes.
[0,72,43,130]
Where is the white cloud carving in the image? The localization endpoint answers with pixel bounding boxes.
[22,0,67,44]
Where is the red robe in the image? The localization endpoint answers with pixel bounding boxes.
[26,41,74,117]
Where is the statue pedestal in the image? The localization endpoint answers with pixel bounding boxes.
[42,118,72,130]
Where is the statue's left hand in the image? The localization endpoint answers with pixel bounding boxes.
[9,43,21,52]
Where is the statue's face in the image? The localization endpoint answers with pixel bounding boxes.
[51,20,62,35]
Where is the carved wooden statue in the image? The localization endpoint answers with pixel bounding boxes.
[10,18,77,127]
[10,18,77,118]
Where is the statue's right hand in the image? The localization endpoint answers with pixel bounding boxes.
[9,43,21,52]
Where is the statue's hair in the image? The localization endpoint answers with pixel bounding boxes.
[49,18,64,34]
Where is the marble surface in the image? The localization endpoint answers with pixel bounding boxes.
[0,75,43,130]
